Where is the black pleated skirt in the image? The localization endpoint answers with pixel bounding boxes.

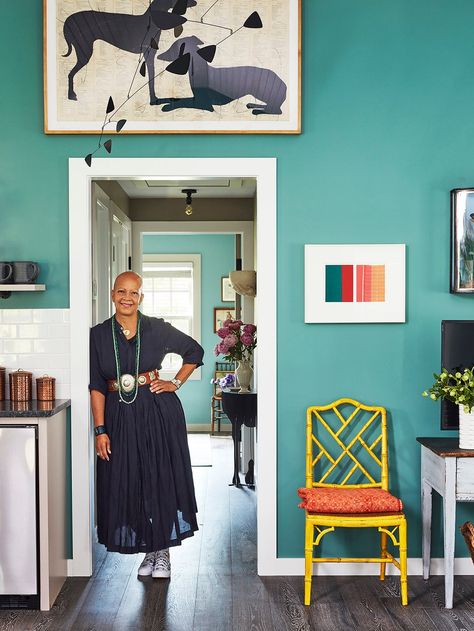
[96,388,198,554]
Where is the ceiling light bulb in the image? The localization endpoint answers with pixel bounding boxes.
[185,204,193,215]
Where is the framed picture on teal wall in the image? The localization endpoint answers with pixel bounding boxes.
[304,244,406,324]
[450,188,474,293]
[214,307,236,332]
[44,0,301,134]
[221,277,235,302]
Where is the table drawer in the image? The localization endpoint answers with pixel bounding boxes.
[456,459,474,498]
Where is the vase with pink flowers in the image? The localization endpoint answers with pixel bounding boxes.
[214,319,257,393]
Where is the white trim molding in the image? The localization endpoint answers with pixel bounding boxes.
[68,158,276,577]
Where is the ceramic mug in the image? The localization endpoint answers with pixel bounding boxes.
[0,262,13,284]
[12,261,40,284]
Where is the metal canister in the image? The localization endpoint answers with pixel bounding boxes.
[0,367,5,401]
[9,369,33,402]
[36,375,56,401]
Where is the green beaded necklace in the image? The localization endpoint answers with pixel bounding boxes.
[111,312,142,405]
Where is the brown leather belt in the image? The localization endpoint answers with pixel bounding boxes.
[107,368,159,393]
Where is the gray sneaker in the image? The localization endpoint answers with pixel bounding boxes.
[137,551,156,577]
[152,548,171,578]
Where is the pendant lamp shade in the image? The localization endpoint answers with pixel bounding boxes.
[229,271,256,297]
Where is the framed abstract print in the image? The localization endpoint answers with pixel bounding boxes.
[304,244,406,324]
[450,188,474,293]
[44,0,301,134]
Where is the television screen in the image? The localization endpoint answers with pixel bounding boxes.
[441,320,474,429]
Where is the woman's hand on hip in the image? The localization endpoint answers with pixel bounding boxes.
[150,379,178,394]
[96,434,111,461]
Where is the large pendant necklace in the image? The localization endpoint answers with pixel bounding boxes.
[111,312,141,405]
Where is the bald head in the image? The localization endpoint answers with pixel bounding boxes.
[113,271,143,291]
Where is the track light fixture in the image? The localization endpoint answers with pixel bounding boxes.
[182,188,197,216]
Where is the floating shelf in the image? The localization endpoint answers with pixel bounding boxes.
[0,284,45,291]
[0,285,46,299]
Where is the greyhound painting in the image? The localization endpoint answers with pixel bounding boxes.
[62,0,196,104]
[157,36,287,115]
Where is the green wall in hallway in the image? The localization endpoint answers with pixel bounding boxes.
[3,0,474,558]
[142,233,235,425]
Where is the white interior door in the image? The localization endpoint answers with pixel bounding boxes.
[91,184,111,326]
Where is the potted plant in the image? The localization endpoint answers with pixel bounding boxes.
[214,319,257,393]
[422,367,474,448]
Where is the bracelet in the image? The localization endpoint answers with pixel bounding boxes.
[94,425,108,436]
[171,378,182,389]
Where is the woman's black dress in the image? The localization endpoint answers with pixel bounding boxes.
[89,314,204,554]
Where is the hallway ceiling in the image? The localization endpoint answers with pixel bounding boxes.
[117,178,256,199]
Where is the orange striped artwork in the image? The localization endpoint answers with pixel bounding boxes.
[356,265,385,302]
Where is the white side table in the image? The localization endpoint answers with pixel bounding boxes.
[417,437,474,609]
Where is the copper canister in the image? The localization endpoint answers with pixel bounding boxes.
[36,375,56,401]
[9,369,33,402]
[0,367,5,401]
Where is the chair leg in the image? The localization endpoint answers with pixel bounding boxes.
[211,402,215,435]
[304,519,313,606]
[399,518,408,606]
[380,530,387,581]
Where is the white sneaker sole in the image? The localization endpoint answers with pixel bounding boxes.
[152,570,171,579]
[137,567,153,577]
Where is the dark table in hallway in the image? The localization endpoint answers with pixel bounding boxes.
[221,390,257,487]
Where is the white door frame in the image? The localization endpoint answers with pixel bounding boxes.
[68,157,277,577]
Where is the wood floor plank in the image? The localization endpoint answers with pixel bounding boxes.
[264,577,313,631]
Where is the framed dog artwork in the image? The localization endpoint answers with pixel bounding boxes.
[43,0,301,134]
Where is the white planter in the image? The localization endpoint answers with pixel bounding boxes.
[459,405,474,449]
[235,360,253,393]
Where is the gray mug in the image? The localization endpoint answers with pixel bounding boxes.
[12,261,40,284]
[0,263,13,284]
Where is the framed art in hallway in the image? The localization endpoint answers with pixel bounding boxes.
[43,0,301,134]
[304,244,406,323]
[450,188,474,293]
[214,307,236,332]
[221,276,236,302]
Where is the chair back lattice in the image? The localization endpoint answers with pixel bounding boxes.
[213,362,235,397]
[306,398,388,490]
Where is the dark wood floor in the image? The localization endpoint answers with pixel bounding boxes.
[2,436,474,630]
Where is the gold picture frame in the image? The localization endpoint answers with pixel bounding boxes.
[214,307,236,332]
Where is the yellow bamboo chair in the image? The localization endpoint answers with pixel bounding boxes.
[301,398,408,606]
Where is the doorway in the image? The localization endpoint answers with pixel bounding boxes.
[68,158,277,577]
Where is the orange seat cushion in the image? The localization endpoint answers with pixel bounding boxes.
[297,487,403,514]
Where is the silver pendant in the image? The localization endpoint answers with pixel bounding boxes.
[120,373,135,393]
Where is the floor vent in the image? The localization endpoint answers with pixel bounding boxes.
[0,594,40,609]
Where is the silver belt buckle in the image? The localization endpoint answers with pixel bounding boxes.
[120,373,135,393]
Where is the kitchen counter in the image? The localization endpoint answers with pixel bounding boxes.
[0,399,71,418]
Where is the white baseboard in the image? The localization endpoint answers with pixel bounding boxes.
[186,424,211,432]
[260,557,474,576]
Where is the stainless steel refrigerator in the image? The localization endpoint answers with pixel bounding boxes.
[0,425,39,608]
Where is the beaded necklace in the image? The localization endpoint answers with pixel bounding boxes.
[111,312,141,405]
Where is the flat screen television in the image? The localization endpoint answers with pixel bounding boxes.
[441,320,474,429]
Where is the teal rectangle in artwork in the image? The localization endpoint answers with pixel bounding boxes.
[325,265,342,302]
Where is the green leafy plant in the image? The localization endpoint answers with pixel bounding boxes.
[422,367,474,413]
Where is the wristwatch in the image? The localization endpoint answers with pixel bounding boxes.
[171,378,182,390]
[94,425,108,436]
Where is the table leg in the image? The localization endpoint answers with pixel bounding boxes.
[443,458,456,609]
[422,479,432,580]
[230,422,241,487]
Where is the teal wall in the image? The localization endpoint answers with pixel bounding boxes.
[3,0,474,558]
[142,233,235,425]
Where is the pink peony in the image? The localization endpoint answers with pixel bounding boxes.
[241,333,254,346]
[228,320,243,330]
[214,344,221,357]
[224,334,238,348]
[218,340,230,354]
[243,323,256,334]
[217,327,231,339]
[223,318,234,327]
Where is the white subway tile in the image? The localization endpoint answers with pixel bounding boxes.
[34,339,69,354]
[18,324,49,339]
[45,354,71,370]
[32,309,66,324]
[48,324,69,339]
[63,311,70,323]
[2,310,32,324]
[0,355,17,368]
[4,339,33,354]
[0,324,17,339]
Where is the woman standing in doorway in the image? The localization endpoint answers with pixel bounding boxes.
[89,271,204,578]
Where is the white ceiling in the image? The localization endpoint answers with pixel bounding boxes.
[117,177,256,199]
